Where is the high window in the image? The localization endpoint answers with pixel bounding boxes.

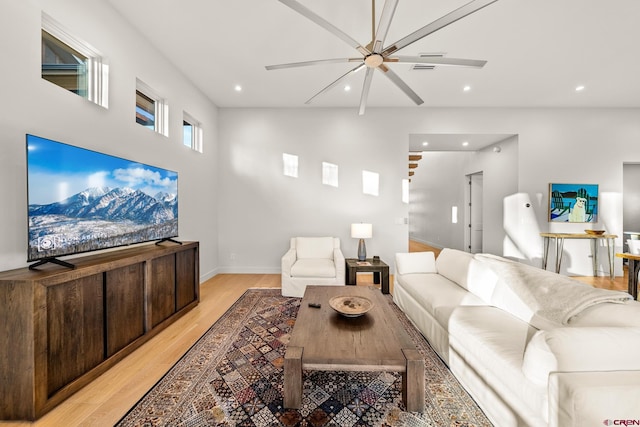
[362,170,380,196]
[183,112,203,152]
[283,153,299,178]
[322,162,339,187]
[41,13,108,107]
[136,79,168,136]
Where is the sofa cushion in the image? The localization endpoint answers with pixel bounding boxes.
[522,327,640,388]
[295,237,334,259]
[395,252,437,275]
[466,257,500,303]
[396,273,486,327]
[448,306,547,422]
[435,248,474,289]
[290,258,336,278]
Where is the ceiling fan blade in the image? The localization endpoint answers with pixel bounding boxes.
[358,67,375,115]
[305,63,366,105]
[279,0,370,56]
[378,66,424,105]
[386,56,487,68]
[382,0,499,56]
[372,0,399,53]
[266,58,362,70]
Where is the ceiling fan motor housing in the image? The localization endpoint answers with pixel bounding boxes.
[364,53,384,68]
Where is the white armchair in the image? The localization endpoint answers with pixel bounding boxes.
[281,237,346,297]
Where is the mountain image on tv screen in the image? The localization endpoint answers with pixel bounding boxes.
[26,134,178,262]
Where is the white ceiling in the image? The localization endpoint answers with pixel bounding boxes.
[107,0,640,112]
[409,133,514,152]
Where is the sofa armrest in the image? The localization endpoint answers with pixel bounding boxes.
[523,327,640,387]
[281,248,297,276]
[333,248,345,284]
[549,370,640,427]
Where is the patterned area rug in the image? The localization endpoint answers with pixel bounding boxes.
[116,288,492,427]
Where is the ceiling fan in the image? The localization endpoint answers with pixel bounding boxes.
[266,0,498,115]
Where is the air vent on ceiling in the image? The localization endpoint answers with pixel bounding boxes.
[410,53,445,71]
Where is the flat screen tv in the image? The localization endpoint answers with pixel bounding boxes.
[26,134,178,269]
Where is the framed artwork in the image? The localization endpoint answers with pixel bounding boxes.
[549,183,598,223]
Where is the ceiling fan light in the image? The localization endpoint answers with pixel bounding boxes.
[364,54,384,68]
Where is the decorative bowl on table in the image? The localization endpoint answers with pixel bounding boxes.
[585,230,605,235]
[329,295,374,318]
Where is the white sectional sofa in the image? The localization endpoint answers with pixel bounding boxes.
[393,248,640,427]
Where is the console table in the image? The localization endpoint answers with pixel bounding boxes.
[345,258,390,294]
[615,253,640,299]
[0,242,199,421]
[540,233,617,279]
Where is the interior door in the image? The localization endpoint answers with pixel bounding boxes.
[469,172,483,253]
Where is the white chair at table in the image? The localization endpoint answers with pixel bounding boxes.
[281,237,345,297]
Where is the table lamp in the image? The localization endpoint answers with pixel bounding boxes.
[351,223,372,261]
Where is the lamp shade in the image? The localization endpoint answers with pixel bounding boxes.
[351,223,372,239]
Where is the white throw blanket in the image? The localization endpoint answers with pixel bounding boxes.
[475,254,632,329]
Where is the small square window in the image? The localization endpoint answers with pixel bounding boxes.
[322,162,339,187]
[283,153,298,178]
[183,112,203,152]
[136,79,168,136]
[362,170,379,196]
[41,13,108,108]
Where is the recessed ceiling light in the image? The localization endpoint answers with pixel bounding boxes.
[462,141,469,147]
[344,85,351,92]
[234,85,242,92]
[422,141,429,146]
[463,85,471,92]
[575,85,585,91]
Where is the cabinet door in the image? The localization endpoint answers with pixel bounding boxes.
[46,274,104,396]
[176,248,197,310]
[150,254,176,327]
[105,264,144,356]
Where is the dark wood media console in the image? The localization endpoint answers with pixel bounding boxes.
[0,241,199,420]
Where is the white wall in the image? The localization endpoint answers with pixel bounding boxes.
[409,136,518,255]
[217,107,640,277]
[0,0,219,279]
[409,151,471,251]
[217,108,410,272]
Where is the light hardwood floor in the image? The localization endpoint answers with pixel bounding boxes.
[1,243,629,426]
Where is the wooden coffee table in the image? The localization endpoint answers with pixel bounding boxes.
[283,286,424,412]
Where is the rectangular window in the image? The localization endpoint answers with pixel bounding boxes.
[41,13,108,108]
[136,79,168,136]
[283,153,298,178]
[183,112,203,152]
[42,30,88,97]
[183,121,192,147]
[136,90,155,129]
[322,162,339,187]
[362,170,379,196]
